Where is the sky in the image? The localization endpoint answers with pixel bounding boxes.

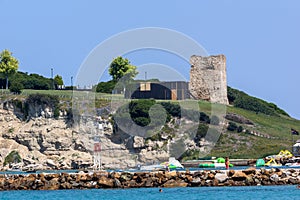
[0,0,300,119]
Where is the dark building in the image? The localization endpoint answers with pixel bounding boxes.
[125,81,189,100]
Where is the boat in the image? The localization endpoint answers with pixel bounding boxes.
[255,159,265,167]
[199,163,226,168]
[139,157,184,171]
[264,158,282,167]
[285,157,300,167]
[265,150,293,160]
[198,157,233,168]
[139,164,164,171]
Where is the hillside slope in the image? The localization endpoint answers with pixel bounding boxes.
[0,88,299,170]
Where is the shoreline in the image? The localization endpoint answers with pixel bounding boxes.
[0,168,300,191]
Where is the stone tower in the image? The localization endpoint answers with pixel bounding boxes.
[189,55,229,105]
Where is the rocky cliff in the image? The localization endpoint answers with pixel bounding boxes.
[0,99,210,171]
[189,55,229,105]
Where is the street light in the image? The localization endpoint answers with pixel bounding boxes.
[71,76,73,89]
[51,68,54,90]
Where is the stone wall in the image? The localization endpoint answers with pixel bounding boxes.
[0,168,299,190]
[189,55,229,105]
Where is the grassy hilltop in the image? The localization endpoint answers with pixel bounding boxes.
[1,87,300,160]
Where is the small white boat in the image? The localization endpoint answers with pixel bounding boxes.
[139,157,184,171]
[139,164,164,171]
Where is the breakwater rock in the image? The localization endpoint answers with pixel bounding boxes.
[1,168,300,191]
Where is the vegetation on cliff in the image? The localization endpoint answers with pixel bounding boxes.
[3,150,21,166]
[228,86,289,116]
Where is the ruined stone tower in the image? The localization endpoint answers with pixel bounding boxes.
[189,55,229,105]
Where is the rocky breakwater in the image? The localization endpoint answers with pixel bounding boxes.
[1,168,300,191]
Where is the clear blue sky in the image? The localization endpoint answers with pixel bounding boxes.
[1,0,300,119]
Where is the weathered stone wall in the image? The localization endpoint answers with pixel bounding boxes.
[0,168,299,190]
[189,55,229,105]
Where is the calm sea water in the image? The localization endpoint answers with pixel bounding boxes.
[1,185,299,200]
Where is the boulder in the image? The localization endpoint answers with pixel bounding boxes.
[225,113,254,125]
[288,177,298,184]
[46,159,58,169]
[120,173,133,182]
[162,179,188,188]
[98,176,114,188]
[133,136,145,149]
[270,174,279,182]
[207,173,215,179]
[191,177,201,186]
[165,171,177,179]
[215,173,228,183]
[232,171,248,181]
[228,170,235,177]
[243,167,257,175]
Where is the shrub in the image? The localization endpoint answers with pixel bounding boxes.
[9,81,23,94]
[234,96,275,116]
[65,86,76,90]
[24,94,60,118]
[8,127,14,133]
[227,86,238,104]
[3,150,22,166]
[160,102,181,118]
[227,86,289,116]
[227,122,238,131]
[237,126,243,133]
[200,112,210,123]
[95,80,116,93]
[129,99,156,126]
[9,72,51,90]
[194,123,209,143]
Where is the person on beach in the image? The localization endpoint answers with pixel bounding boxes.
[225,157,230,170]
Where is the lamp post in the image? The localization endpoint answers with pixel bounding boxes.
[71,76,73,89]
[51,68,54,90]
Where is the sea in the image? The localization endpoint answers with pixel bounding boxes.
[1,185,299,200]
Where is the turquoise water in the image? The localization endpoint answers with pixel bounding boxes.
[1,185,300,200]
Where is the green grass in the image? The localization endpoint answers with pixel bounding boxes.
[20,89,123,100]
[208,105,300,159]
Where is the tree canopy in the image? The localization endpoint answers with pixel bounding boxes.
[108,56,138,82]
[54,75,64,86]
[0,49,19,89]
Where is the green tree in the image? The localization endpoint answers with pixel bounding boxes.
[109,56,138,81]
[9,80,23,94]
[0,50,19,89]
[54,75,64,89]
[95,80,116,93]
[108,57,138,93]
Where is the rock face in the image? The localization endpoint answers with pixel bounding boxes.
[225,113,254,125]
[189,55,229,105]
[0,97,211,170]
